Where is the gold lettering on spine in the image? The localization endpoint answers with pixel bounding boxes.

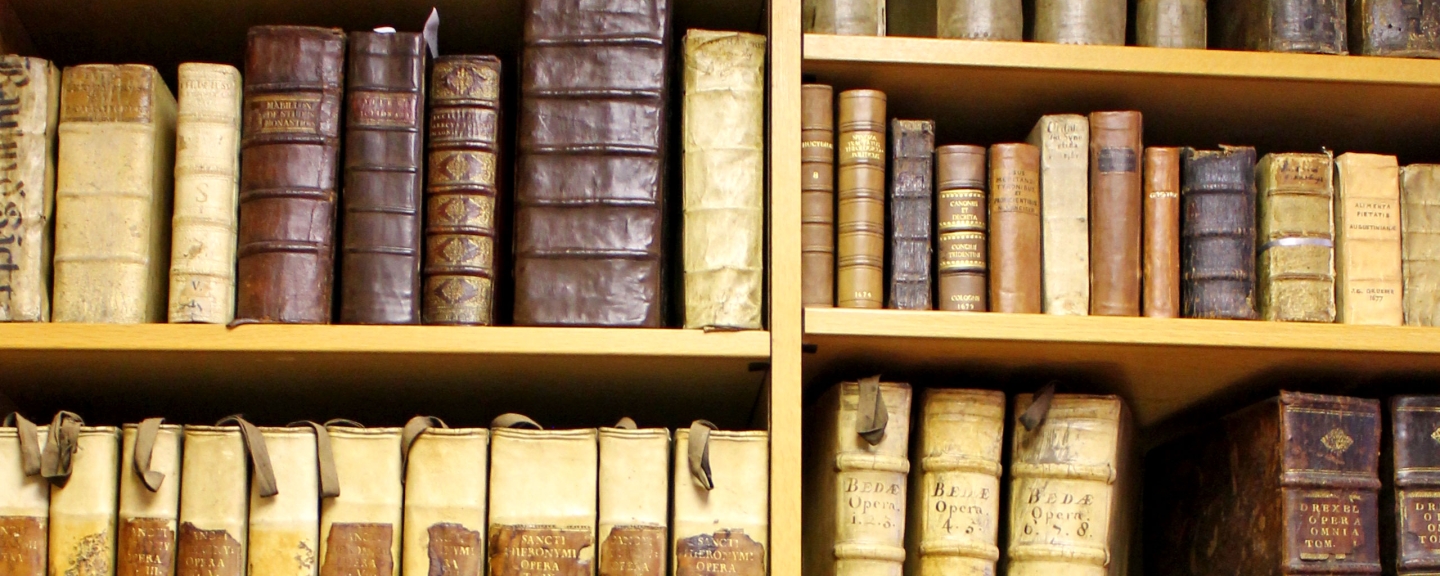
[349,92,419,129]
[245,93,323,135]
[61,66,153,123]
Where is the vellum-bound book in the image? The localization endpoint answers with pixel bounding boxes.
[49,425,121,576]
[177,425,249,576]
[0,56,59,322]
[488,424,598,576]
[598,424,669,576]
[320,427,402,576]
[672,424,768,576]
[249,427,319,576]
[904,389,1006,576]
[117,422,183,576]
[1,418,47,576]
[403,426,488,576]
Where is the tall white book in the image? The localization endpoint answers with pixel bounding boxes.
[169,63,241,323]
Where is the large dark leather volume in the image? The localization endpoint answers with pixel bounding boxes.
[1146,391,1381,576]
[1350,0,1440,56]
[1089,111,1143,317]
[1181,146,1259,319]
[889,119,934,310]
[936,145,987,312]
[988,143,1041,313]
[514,0,670,327]
[339,32,425,324]
[802,84,835,308]
[1387,396,1440,575]
[423,56,502,326]
[1143,147,1181,318]
[1214,0,1347,53]
[237,26,346,324]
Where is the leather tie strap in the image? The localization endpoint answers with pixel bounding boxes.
[687,420,718,491]
[216,415,278,497]
[401,416,448,478]
[614,417,638,430]
[133,418,166,492]
[3,412,41,476]
[856,376,888,445]
[490,414,542,429]
[288,421,340,498]
[1019,381,1059,431]
[41,411,83,486]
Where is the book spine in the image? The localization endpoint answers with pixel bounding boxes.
[169,63,242,324]
[1402,165,1440,326]
[488,429,598,576]
[249,428,319,576]
[1335,153,1404,325]
[936,145,988,312]
[836,89,886,309]
[423,56,502,326]
[888,119,935,310]
[803,0,886,35]
[801,84,835,308]
[0,56,57,322]
[177,427,248,576]
[672,430,769,576]
[1143,147,1181,318]
[118,425,183,576]
[988,143,1041,313]
[319,429,401,576]
[1033,0,1126,44]
[1088,111,1142,317]
[1180,146,1259,319]
[1391,396,1440,575]
[236,26,346,324]
[937,0,1023,39]
[598,428,670,576]
[54,65,176,323]
[905,389,1005,576]
[1274,0,1348,53]
[1135,0,1207,47]
[828,382,912,576]
[682,30,766,329]
[1279,392,1380,574]
[1256,152,1336,323]
[50,428,121,576]
[402,429,488,576]
[1026,114,1089,316]
[1,425,47,576]
[1351,0,1440,56]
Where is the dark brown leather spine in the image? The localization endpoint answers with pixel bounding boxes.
[936,145,988,312]
[1390,396,1440,576]
[339,32,425,325]
[1143,147,1181,318]
[423,55,502,326]
[988,143,1041,313]
[514,0,670,327]
[1215,0,1348,53]
[802,84,835,308]
[1181,146,1259,320]
[1088,111,1142,317]
[836,89,885,309]
[888,119,934,310]
[237,26,346,324]
[1350,0,1440,56]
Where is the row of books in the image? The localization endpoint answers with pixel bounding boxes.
[0,413,769,576]
[801,85,1439,325]
[808,0,1437,57]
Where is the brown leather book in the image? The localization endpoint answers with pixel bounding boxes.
[936,145,988,312]
[1146,392,1381,576]
[1089,111,1142,316]
[837,89,885,309]
[802,84,835,308]
[1143,147,1181,318]
[1181,146,1259,320]
[236,26,346,324]
[423,56,502,326]
[1214,0,1347,53]
[889,119,934,310]
[1351,0,1440,56]
[339,31,425,325]
[514,0,670,327]
[1387,396,1440,576]
[988,143,1040,313]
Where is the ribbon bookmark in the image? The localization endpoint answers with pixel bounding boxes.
[217,415,278,497]
[687,420,718,491]
[3,412,41,476]
[133,418,167,492]
[856,376,888,445]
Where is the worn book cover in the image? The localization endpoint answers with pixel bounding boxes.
[1181,146,1258,319]
[489,427,598,576]
[598,426,669,576]
[673,426,768,576]
[1143,147,1181,318]
[888,119,935,310]
[169,63,241,324]
[1137,0,1207,47]
[936,145,988,312]
[1350,0,1440,56]
[319,427,402,576]
[1089,111,1143,317]
[989,143,1041,313]
[801,84,836,308]
[939,0,1023,39]
[177,426,248,576]
[1401,164,1440,326]
[50,427,121,576]
[1257,152,1336,322]
[804,0,886,34]
[117,423,183,576]
[1387,396,1440,576]
[403,427,488,576]
[1335,153,1404,325]
[904,389,1005,576]
[837,89,886,309]
[1214,0,1348,53]
[249,427,320,576]
[1034,0,1126,44]
[1026,115,1089,315]
[0,56,58,322]
[1,421,47,576]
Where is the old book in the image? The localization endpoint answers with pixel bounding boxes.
[1026,114,1089,315]
[118,423,183,576]
[422,55,502,326]
[988,143,1041,313]
[169,63,242,324]
[903,389,1005,576]
[801,84,835,308]
[1136,0,1207,47]
[1335,153,1404,325]
[1402,164,1440,326]
[1214,0,1347,53]
[177,426,249,576]
[598,425,670,576]
[836,89,886,309]
[1034,0,1126,44]
[0,57,58,322]
[319,427,401,576]
[489,427,598,576]
[888,119,935,310]
[1350,0,1440,56]
[236,26,346,324]
[249,427,320,576]
[1180,146,1258,319]
[1388,396,1440,575]
[403,427,488,576]
[1256,152,1336,323]
[52,64,176,323]
[339,31,426,325]
[803,379,913,576]
[803,0,886,34]
[1146,392,1380,576]
[683,30,766,329]
[673,425,768,576]
[49,427,121,576]
[936,145,987,312]
[938,0,1023,39]
[1007,394,1134,576]
[514,0,670,327]
[1088,111,1142,317]
[1143,147,1181,318]
[1,419,47,576]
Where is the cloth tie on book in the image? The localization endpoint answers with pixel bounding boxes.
[856,375,888,444]
[490,413,542,429]
[41,410,83,485]
[400,415,447,477]
[687,420,718,490]
[132,417,167,491]
[3,412,41,475]
[1018,381,1058,430]
[217,414,278,496]
[287,420,342,497]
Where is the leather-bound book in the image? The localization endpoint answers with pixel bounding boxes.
[903,389,1005,576]
[1402,165,1440,326]
[889,119,935,310]
[1026,114,1089,315]
[801,84,835,308]
[936,145,988,312]
[1335,153,1403,325]
[1350,0,1440,56]
[1213,0,1347,53]
[118,423,183,576]
[598,424,669,576]
[177,426,249,576]
[514,0,670,327]
[988,143,1041,313]
[249,427,320,576]
[1137,0,1207,47]
[803,378,912,576]
[169,64,242,324]
[1388,396,1440,575]
[1146,392,1380,576]
[423,56,502,326]
[320,427,402,576]
[1,419,46,576]
[1088,111,1142,317]
[53,64,176,323]
[1180,146,1258,319]
[1033,0,1126,44]
[803,0,886,35]
[237,26,346,324]
[49,426,122,576]
[339,32,426,325]
[1256,152,1336,322]
[1143,147,1181,318]
[0,56,58,322]
[403,426,488,576]
[672,425,768,576]
[836,89,886,309]
[939,0,1023,39]
[683,30,766,329]
[488,426,598,576]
